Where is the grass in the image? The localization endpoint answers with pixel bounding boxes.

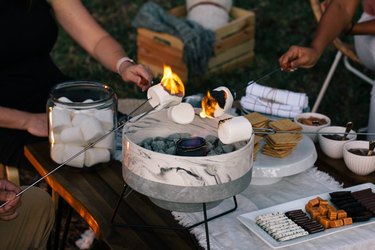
[52,0,373,130]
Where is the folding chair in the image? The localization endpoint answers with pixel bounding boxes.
[309,0,374,115]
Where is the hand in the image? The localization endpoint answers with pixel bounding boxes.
[24,113,48,137]
[0,179,21,221]
[119,62,153,92]
[279,45,321,71]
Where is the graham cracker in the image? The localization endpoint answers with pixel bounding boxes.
[244,112,269,128]
[269,119,302,131]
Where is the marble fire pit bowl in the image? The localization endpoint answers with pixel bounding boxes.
[122,108,253,212]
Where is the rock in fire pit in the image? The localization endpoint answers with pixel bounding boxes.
[122,108,253,212]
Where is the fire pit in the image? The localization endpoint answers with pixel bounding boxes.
[122,108,253,212]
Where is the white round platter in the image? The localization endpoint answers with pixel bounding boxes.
[251,135,317,185]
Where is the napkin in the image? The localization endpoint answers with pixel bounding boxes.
[240,83,308,118]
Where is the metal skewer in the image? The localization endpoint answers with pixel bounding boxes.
[253,127,375,136]
[245,67,281,89]
[0,98,158,208]
[232,67,281,99]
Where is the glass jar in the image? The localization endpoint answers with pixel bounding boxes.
[47,81,117,168]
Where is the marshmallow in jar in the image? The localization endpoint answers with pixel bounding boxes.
[47,81,117,168]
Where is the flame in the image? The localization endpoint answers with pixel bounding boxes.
[200,91,220,118]
[161,65,185,97]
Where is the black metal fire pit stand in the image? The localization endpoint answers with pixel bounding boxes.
[111,183,238,250]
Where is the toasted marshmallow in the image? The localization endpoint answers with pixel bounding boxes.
[147,83,183,110]
[218,116,252,144]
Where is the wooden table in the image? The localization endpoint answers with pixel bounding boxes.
[316,145,375,187]
[25,140,375,249]
[24,142,201,250]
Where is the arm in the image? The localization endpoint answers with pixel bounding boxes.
[279,0,360,70]
[0,179,21,221]
[350,19,375,35]
[0,106,48,137]
[49,0,153,91]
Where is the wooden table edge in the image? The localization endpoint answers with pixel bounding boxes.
[24,145,102,238]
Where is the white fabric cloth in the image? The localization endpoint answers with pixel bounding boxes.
[240,83,308,118]
[354,12,375,140]
[172,168,375,250]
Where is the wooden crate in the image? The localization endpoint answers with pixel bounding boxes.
[137,6,255,81]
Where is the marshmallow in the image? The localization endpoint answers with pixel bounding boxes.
[58,97,73,103]
[167,103,195,124]
[79,117,105,142]
[147,83,183,110]
[95,133,115,150]
[94,109,114,124]
[214,86,234,113]
[218,116,253,144]
[61,126,84,144]
[63,145,85,168]
[51,108,71,129]
[72,113,91,127]
[94,109,114,131]
[50,133,62,144]
[85,148,110,167]
[50,144,65,164]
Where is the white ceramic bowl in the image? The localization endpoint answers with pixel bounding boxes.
[343,140,375,175]
[318,126,357,159]
[294,112,331,143]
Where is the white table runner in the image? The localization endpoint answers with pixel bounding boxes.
[172,168,375,250]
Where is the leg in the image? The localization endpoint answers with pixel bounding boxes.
[0,186,55,249]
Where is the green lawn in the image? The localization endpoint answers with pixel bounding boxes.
[52,0,373,130]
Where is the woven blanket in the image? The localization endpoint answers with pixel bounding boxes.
[132,2,215,77]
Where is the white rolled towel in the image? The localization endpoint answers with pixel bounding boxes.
[240,95,303,118]
[85,148,110,167]
[63,145,85,168]
[245,83,308,109]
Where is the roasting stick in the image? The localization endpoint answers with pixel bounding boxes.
[0,98,158,208]
[245,67,281,88]
[253,128,375,136]
[232,67,281,99]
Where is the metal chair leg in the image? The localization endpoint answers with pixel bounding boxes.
[312,51,343,113]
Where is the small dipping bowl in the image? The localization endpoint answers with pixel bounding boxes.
[318,126,357,159]
[343,140,375,175]
[294,112,331,143]
[176,137,208,157]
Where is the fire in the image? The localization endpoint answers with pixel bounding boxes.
[200,91,220,118]
[161,65,185,97]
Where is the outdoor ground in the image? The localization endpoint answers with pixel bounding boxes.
[26,0,374,249]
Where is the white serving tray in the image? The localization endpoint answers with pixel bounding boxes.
[251,135,317,185]
[237,183,375,249]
